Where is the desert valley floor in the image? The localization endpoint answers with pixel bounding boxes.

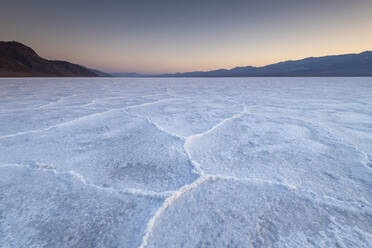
[0,77,371,247]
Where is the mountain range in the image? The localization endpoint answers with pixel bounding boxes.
[0,41,96,77]
[155,51,372,77]
[1,41,371,77]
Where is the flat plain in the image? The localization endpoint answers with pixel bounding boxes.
[0,77,371,247]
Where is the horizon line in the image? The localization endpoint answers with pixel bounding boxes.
[109,49,372,75]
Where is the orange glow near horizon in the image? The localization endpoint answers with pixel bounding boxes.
[1,0,371,74]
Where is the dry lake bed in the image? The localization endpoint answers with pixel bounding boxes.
[0,77,371,247]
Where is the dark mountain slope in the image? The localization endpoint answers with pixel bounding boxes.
[0,41,97,77]
[156,51,372,77]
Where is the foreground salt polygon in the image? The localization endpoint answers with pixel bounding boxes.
[0,77,371,247]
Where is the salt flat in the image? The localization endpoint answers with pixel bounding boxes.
[0,77,371,248]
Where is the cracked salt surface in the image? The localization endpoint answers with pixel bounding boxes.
[0,77,371,247]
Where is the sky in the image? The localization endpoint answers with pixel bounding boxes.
[1,0,372,74]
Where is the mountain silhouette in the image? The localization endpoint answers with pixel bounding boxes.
[155,51,372,77]
[1,41,371,77]
[0,41,97,77]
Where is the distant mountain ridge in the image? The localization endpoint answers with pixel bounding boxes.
[154,51,372,77]
[1,41,371,77]
[89,68,112,77]
[0,41,97,77]
[111,72,147,77]
[113,51,372,77]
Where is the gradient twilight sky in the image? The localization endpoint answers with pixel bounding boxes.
[1,0,372,73]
